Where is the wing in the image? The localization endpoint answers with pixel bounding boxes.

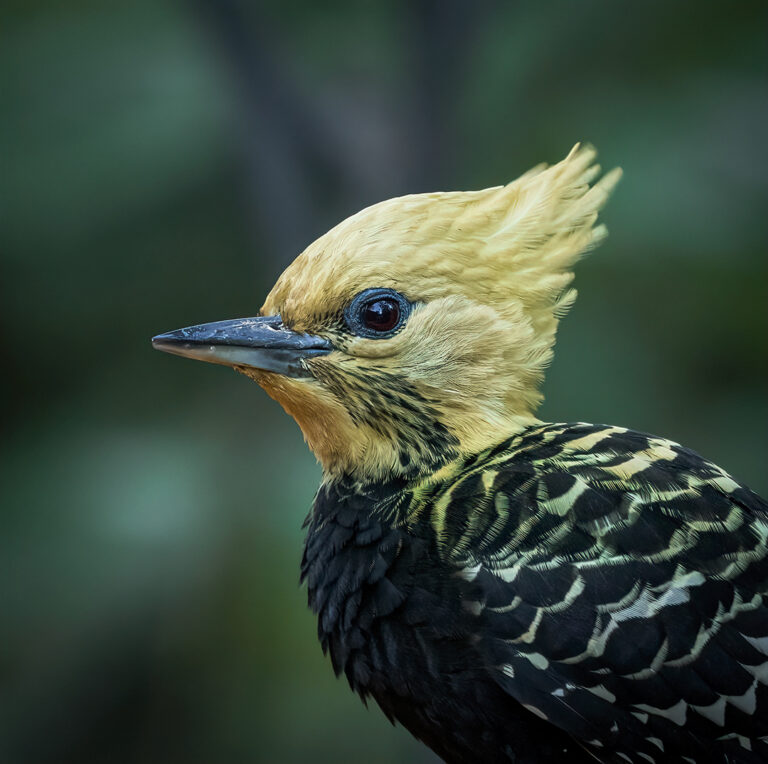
[441,423,768,763]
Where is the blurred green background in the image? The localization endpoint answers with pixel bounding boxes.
[2,1,766,762]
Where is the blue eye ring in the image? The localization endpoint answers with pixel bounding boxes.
[344,288,411,339]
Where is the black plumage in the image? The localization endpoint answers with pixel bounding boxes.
[301,423,768,763]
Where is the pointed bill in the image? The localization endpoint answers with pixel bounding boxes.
[152,315,332,378]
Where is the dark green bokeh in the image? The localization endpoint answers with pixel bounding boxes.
[2,1,766,762]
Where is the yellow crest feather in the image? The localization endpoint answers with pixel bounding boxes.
[259,145,621,478]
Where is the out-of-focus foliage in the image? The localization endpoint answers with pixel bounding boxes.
[1,1,766,762]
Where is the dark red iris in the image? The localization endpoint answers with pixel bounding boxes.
[362,298,400,332]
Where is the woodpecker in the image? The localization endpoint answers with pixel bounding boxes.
[153,146,768,763]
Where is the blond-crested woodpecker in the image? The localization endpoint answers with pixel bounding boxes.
[153,146,768,763]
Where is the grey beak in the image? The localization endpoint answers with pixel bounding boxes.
[151,315,332,378]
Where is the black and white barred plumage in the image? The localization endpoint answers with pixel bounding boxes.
[302,423,768,763]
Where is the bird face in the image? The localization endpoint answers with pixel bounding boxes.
[153,145,620,480]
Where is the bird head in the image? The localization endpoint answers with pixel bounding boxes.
[153,145,621,482]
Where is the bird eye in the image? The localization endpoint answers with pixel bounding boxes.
[344,288,411,338]
[363,299,399,332]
